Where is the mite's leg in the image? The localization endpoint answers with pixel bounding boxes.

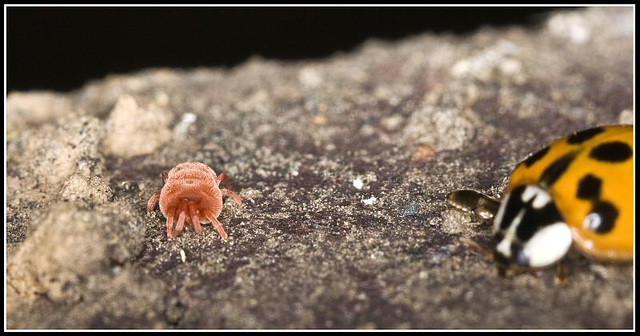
[216,173,243,205]
[204,210,228,241]
[188,201,203,234]
[147,192,161,214]
[166,207,176,238]
[173,201,188,237]
[221,189,243,205]
[216,173,232,189]
[162,171,168,184]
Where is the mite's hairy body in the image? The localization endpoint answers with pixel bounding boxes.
[147,162,242,240]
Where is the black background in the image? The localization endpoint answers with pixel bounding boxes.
[8,7,563,92]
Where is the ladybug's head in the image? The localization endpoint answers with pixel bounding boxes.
[491,185,573,270]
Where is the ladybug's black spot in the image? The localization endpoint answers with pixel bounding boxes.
[497,186,526,230]
[539,153,576,186]
[496,186,563,242]
[576,174,602,200]
[523,146,550,167]
[516,199,562,242]
[584,201,618,234]
[589,141,632,162]
[567,127,605,144]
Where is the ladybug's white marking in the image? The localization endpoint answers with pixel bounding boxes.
[522,222,572,268]
[496,239,512,258]
[521,185,552,209]
[492,193,510,234]
[531,187,552,209]
[496,209,525,258]
[521,186,538,202]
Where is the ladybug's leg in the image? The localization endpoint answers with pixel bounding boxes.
[460,237,493,262]
[496,264,508,278]
[204,210,228,241]
[554,260,568,286]
[147,192,161,214]
[188,201,203,234]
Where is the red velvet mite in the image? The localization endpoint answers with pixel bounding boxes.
[147,162,243,240]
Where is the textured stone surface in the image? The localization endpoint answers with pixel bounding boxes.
[6,8,633,329]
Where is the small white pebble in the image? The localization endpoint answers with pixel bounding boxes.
[380,114,404,131]
[362,196,377,205]
[174,113,197,138]
[353,178,364,190]
[180,249,187,263]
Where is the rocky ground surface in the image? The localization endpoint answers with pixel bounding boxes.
[6,8,634,329]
